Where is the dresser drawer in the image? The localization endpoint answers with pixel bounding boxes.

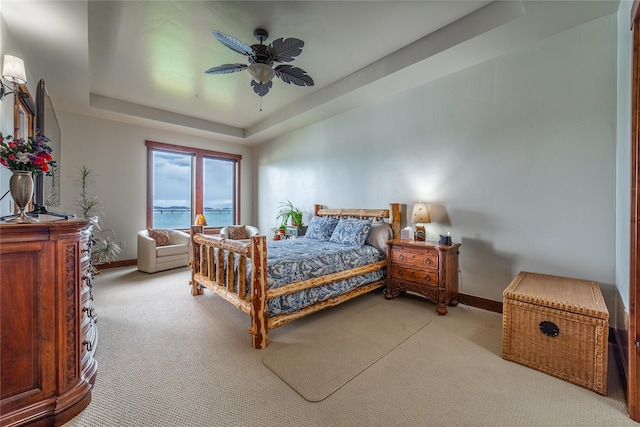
[391,248,439,269]
[391,265,438,286]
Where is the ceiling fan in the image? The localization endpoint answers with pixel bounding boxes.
[205,28,314,97]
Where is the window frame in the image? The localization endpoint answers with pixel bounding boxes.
[145,140,242,230]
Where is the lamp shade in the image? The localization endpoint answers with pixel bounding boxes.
[195,213,207,226]
[2,55,27,84]
[247,63,275,84]
[411,203,431,224]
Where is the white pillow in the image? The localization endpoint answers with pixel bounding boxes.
[366,221,393,253]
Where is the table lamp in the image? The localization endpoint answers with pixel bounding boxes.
[411,203,431,241]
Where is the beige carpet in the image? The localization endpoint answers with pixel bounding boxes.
[65,267,636,427]
[262,302,432,401]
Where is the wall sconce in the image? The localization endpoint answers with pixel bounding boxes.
[411,202,431,241]
[0,55,27,101]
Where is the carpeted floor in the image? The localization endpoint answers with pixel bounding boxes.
[263,302,432,401]
[67,267,635,427]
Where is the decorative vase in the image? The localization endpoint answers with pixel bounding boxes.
[6,170,37,223]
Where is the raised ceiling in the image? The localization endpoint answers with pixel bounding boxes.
[2,1,620,145]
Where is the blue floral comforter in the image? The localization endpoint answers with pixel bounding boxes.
[247,238,385,317]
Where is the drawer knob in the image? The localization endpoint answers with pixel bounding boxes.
[423,274,431,282]
[398,254,405,261]
[423,257,431,265]
[539,321,559,337]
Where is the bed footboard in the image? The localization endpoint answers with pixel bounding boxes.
[190,226,269,348]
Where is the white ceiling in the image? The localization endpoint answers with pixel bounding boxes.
[1,1,620,145]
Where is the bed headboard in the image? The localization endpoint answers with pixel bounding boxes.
[313,203,401,239]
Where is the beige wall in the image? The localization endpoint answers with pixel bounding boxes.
[256,14,619,313]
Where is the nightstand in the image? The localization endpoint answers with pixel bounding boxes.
[285,225,307,238]
[384,239,461,315]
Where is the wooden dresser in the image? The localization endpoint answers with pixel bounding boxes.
[385,239,461,315]
[0,220,97,426]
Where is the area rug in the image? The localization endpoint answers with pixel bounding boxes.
[262,301,432,402]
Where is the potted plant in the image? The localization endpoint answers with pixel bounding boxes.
[271,227,281,240]
[74,165,121,271]
[276,200,304,227]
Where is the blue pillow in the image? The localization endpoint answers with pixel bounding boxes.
[329,218,372,247]
[304,216,340,241]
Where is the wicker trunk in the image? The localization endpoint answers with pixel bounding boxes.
[502,271,609,395]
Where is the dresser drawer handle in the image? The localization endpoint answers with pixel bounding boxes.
[398,254,405,261]
[423,257,432,265]
[423,274,431,282]
[82,274,93,287]
[83,306,96,319]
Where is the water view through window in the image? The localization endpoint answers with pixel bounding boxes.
[151,148,236,229]
[152,208,233,229]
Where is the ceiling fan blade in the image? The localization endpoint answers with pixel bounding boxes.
[274,65,314,87]
[213,30,254,56]
[251,80,272,97]
[205,63,248,74]
[269,38,304,63]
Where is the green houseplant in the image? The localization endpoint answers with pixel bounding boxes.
[74,165,121,269]
[276,200,304,227]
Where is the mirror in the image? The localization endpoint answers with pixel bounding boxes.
[14,84,34,139]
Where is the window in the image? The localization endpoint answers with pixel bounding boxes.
[146,141,241,229]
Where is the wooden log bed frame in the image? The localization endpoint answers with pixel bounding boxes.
[190,203,401,349]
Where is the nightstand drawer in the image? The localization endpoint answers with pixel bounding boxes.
[391,265,438,285]
[391,248,439,269]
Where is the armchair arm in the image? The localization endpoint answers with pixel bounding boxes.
[246,226,260,237]
[137,231,158,273]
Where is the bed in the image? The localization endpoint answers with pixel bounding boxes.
[190,203,401,348]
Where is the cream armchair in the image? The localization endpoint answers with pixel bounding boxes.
[219,225,260,241]
[137,229,190,273]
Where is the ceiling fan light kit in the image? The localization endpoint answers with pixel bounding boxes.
[205,28,314,98]
[248,63,275,84]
